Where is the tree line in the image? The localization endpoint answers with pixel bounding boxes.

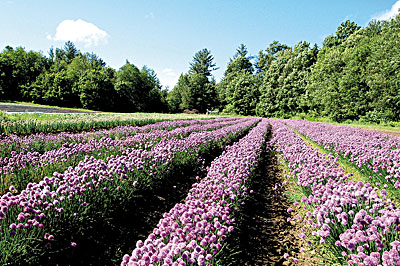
[1,14,400,122]
[169,14,400,122]
[0,41,168,112]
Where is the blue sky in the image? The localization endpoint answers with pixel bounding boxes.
[0,0,399,89]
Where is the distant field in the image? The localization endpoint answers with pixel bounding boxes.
[0,103,225,135]
[0,102,100,114]
[290,116,400,137]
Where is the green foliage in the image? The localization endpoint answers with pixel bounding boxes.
[114,62,168,113]
[226,44,253,75]
[322,20,361,49]
[252,16,400,123]
[217,44,256,114]
[0,42,167,113]
[256,41,317,118]
[226,71,258,115]
[78,68,116,111]
[306,16,400,122]
[114,61,145,112]
[254,40,290,74]
[141,66,169,113]
[0,46,48,100]
[167,74,185,113]
[168,49,219,113]
[189,48,218,77]
[168,73,217,113]
[26,69,77,106]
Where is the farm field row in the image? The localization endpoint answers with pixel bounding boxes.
[120,119,270,266]
[0,112,224,135]
[272,119,400,265]
[0,117,239,194]
[2,115,400,265]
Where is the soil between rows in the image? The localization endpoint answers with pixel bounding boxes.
[214,151,298,266]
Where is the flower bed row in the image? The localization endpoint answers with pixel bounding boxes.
[0,117,259,264]
[0,118,242,195]
[120,119,270,266]
[284,119,400,189]
[0,113,222,136]
[0,117,237,156]
[270,119,400,265]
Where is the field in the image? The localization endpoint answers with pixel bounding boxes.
[1,114,400,265]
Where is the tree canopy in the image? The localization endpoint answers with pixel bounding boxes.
[189,48,218,77]
[0,42,168,113]
[168,48,218,113]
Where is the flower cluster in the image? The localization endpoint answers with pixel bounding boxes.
[0,118,241,193]
[0,118,238,156]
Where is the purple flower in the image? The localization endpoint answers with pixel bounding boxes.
[298,233,306,239]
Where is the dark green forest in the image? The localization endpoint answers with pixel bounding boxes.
[1,15,400,122]
[0,42,169,113]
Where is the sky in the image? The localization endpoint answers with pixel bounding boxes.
[0,0,399,89]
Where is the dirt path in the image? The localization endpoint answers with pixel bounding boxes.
[375,129,400,137]
[240,154,293,265]
[0,103,97,114]
[215,152,299,265]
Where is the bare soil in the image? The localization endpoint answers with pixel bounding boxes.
[216,152,301,265]
[376,129,400,137]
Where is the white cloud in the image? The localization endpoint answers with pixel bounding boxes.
[163,68,177,77]
[145,12,155,19]
[47,19,109,47]
[372,0,400,21]
[159,68,180,90]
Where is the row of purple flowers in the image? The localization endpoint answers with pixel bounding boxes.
[285,119,400,189]
[271,119,400,265]
[0,118,237,157]
[0,118,241,194]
